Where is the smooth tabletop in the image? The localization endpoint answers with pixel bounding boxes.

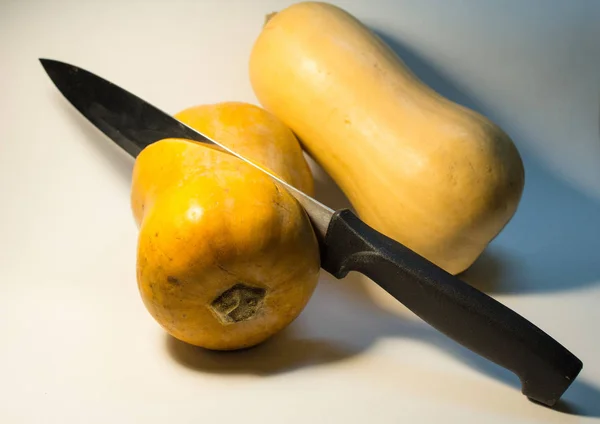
[1,0,600,422]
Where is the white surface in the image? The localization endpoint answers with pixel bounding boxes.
[1,0,600,422]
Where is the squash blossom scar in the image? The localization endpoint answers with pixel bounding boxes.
[211,284,266,324]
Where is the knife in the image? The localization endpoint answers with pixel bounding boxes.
[40,58,582,407]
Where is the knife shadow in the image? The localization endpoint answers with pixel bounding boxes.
[167,266,600,417]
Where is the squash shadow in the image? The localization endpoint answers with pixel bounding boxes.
[374,30,600,295]
[166,328,353,375]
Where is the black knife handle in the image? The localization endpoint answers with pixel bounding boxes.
[321,209,582,407]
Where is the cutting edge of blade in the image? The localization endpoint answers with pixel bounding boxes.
[175,117,336,238]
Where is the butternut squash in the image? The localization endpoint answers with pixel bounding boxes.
[131,102,320,350]
[249,2,525,275]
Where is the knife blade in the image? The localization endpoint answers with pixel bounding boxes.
[40,58,582,407]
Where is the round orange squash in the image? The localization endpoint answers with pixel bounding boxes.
[131,102,320,350]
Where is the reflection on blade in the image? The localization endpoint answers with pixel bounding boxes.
[39,58,334,240]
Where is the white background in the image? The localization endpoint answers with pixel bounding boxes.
[1,0,600,422]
